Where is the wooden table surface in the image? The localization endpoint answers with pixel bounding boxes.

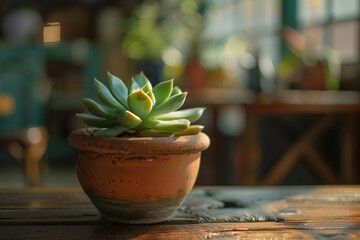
[0,185,359,239]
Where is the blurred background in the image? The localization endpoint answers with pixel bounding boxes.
[0,0,359,187]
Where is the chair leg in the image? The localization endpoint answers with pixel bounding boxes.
[261,115,335,185]
[303,145,338,183]
[22,127,48,187]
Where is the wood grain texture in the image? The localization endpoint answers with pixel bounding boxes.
[0,186,359,239]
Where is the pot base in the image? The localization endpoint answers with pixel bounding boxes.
[87,191,183,224]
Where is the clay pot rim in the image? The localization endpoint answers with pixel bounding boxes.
[68,128,210,155]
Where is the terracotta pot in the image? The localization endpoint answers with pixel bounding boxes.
[68,128,210,224]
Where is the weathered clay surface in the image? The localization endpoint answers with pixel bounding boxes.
[86,189,185,224]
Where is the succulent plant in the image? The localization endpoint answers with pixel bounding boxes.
[77,72,205,137]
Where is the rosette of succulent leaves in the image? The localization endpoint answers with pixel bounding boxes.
[77,72,205,137]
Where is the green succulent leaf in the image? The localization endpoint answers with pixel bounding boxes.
[107,72,128,107]
[170,86,182,96]
[93,125,128,137]
[156,107,205,123]
[127,89,153,118]
[143,119,190,132]
[138,129,174,137]
[132,72,155,103]
[94,78,123,108]
[79,72,205,137]
[128,78,140,95]
[116,110,142,128]
[147,92,187,118]
[76,113,119,128]
[83,98,119,119]
[174,125,204,136]
[152,79,173,107]
[133,72,152,93]
[144,89,156,105]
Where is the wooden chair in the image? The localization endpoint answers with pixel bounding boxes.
[0,126,48,186]
[0,44,48,186]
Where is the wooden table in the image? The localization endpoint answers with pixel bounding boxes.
[0,186,359,239]
[188,89,360,185]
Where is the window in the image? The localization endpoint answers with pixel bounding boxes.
[201,0,281,89]
[297,0,360,63]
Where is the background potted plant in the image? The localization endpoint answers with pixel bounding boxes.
[68,72,210,224]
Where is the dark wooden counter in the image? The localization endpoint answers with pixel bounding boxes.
[1,186,360,239]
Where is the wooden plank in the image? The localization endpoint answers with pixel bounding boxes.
[0,186,359,239]
[1,222,360,239]
[0,189,92,209]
